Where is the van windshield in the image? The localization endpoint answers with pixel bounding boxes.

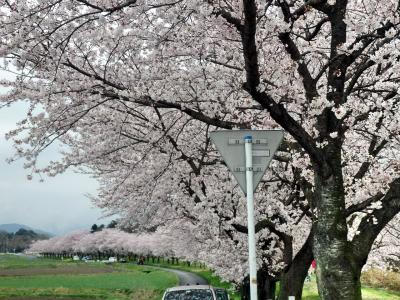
[164,289,214,300]
[215,289,229,300]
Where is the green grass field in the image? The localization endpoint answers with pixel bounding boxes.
[0,254,61,269]
[2,254,400,299]
[0,254,177,300]
[0,271,176,289]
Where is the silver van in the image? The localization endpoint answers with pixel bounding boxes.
[162,285,230,300]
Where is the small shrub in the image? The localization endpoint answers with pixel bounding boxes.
[362,269,400,292]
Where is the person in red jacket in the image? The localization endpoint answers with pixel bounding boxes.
[311,259,317,270]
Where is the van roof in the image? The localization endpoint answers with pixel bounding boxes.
[165,285,214,292]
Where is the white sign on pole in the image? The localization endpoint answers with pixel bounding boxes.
[210,129,284,300]
[210,130,284,194]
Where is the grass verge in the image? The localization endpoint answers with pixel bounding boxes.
[302,274,400,300]
[0,254,178,300]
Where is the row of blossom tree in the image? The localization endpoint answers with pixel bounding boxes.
[28,229,179,262]
[28,224,400,274]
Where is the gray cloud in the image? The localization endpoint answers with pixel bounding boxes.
[0,74,113,235]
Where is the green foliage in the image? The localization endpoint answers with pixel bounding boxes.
[90,223,107,233]
[107,220,118,229]
[90,224,99,233]
[14,228,36,237]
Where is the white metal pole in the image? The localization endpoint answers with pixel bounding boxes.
[244,135,258,300]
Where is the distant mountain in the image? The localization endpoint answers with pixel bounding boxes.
[0,223,53,236]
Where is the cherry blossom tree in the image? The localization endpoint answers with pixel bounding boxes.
[28,229,175,259]
[2,1,400,299]
[365,215,400,271]
[28,230,87,257]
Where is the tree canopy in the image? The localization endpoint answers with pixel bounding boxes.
[1,1,400,299]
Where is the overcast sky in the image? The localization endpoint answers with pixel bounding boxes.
[0,70,112,235]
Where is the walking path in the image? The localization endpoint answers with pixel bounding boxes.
[147,266,208,285]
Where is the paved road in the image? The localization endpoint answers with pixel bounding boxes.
[148,266,208,285]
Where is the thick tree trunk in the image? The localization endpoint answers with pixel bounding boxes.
[313,161,362,300]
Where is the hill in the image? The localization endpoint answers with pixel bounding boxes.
[0,224,52,236]
[0,227,50,253]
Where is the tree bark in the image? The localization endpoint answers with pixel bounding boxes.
[313,154,362,300]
